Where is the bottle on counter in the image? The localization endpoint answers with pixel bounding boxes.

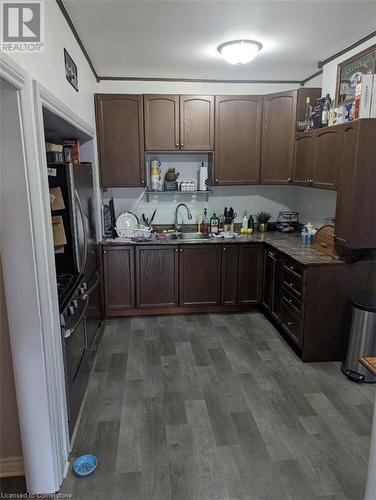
[210,213,219,234]
[201,208,209,234]
[248,214,255,233]
[242,211,248,231]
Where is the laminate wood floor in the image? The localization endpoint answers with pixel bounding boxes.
[61,313,375,500]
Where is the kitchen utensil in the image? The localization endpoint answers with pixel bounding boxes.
[149,209,157,226]
[142,214,149,226]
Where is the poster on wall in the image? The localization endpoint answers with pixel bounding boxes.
[64,48,79,92]
[335,44,376,105]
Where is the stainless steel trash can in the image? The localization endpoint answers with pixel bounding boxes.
[342,294,376,383]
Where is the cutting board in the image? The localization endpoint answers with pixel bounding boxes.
[313,224,336,257]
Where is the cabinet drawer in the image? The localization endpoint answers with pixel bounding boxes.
[282,271,305,299]
[281,302,303,348]
[282,257,306,283]
[281,287,304,318]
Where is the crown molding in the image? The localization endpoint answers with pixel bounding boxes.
[318,30,376,68]
[56,0,100,81]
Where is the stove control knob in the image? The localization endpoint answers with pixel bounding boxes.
[69,305,75,315]
[73,299,78,308]
[79,283,87,295]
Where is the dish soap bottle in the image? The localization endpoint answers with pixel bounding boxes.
[210,213,219,234]
[201,208,209,234]
[242,211,248,231]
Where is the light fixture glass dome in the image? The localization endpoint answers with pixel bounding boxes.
[217,39,263,65]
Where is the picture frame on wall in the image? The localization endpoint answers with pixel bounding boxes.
[335,44,376,106]
[64,48,79,92]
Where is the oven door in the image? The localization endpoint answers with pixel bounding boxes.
[64,297,90,435]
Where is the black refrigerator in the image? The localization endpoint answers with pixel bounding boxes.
[49,161,102,435]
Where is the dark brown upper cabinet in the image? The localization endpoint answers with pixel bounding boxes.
[144,95,214,151]
[215,96,262,185]
[334,119,376,250]
[180,95,214,150]
[103,246,135,314]
[179,245,221,306]
[293,134,316,186]
[144,95,179,150]
[95,94,145,188]
[312,128,341,189]
[261,91,296,184]
[293,126,341,190]
[260,89,321,185]
[136,245,179,308]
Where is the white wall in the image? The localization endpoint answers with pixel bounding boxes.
[294,187,337,227]
[8,0,97,127]
[96,80,300,95]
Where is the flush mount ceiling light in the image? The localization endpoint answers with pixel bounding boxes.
[217,39,263,65]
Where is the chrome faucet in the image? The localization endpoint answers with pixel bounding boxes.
[174,203,192,232]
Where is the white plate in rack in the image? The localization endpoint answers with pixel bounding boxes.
[115,211,139,237]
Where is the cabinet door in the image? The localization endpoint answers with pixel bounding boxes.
[103,246,135,313]
[215,96,262,185]
[95,95,144,188]
[221,245,239,305]
[179,245,221,306]
[261,91,296,184]
[136,246,178,308]
[293,134,315,186]
[144,95,179,150]
[238,244,263,304]
[312,128,342,190]
[180,95,214,150]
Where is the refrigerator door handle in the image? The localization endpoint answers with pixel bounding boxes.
[75,189,88,274]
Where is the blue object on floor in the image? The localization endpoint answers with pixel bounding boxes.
[73,454,98,477]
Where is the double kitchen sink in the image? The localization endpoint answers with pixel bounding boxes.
[166,232,210,240]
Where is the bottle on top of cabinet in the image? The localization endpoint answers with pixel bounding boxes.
[210,213,219,234]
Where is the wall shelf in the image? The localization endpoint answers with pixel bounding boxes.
[145,189,212,202]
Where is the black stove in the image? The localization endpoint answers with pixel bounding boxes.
[56,273,81,311]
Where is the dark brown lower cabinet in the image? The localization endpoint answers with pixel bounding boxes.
[179,245,222,306]
[265,253,374,362]
[262,246,282,321]
[136,246,178,307]
[221,244,239,305]
[238,244,263,304]
[103,246,135,314]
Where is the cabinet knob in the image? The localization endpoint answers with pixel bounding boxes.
[223,247,226,251]
[103,250,107,254]
[141,179,145,184]
[175,248,178,253]
[287,321,294,327]
[287,177,292,183]
[180,143,184,147]
[215,178,219,183]
[180,248,183,253]
[175,142,179,148]
[306,178,310,183]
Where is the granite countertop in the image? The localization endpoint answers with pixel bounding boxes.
[102,230,348,267]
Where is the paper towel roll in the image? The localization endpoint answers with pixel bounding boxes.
[199,165,208,191]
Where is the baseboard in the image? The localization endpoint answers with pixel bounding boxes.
[0,456,24,478]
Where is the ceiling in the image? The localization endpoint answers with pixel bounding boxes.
[62,0,376,81]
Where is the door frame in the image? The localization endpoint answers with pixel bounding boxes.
[0,53,97,493]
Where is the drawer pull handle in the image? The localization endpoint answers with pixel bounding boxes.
[287,321,294,327]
